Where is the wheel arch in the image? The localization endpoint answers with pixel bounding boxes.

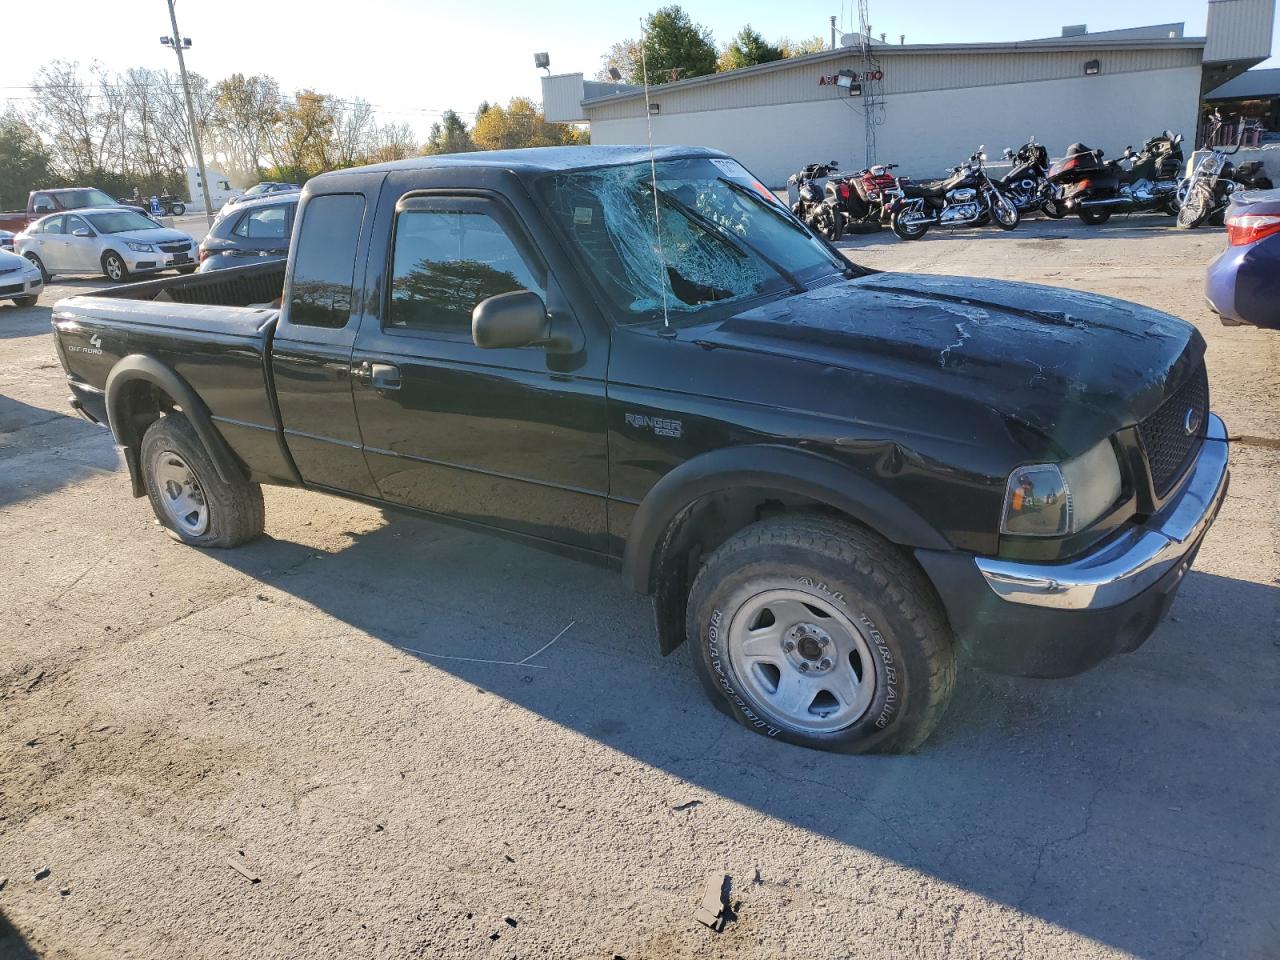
[105,354,244,497]
[622,445,951,654]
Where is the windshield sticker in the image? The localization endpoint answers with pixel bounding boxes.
[573,206,593,225]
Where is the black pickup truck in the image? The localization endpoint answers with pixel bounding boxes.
[50,146,1229,753]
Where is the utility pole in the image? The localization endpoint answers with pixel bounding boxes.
[162,0,214,225]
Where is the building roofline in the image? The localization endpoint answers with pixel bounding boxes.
[580,36,1207,107]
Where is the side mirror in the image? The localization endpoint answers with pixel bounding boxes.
[472,290,549,350]
[73,228,93,238]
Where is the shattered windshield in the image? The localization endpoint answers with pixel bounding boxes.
[540,157,847,325]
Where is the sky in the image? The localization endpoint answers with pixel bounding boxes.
[3,0,1277,140]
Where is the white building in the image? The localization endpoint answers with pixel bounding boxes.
[543,0,1275,185]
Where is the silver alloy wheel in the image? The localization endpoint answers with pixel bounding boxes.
[152,450,209,536]
[104,255,123,281]
[726,588,877,734]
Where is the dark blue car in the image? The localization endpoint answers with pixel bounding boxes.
[1205,189,1280,329]
[197,193,298,272]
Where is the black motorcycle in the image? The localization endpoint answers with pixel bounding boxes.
[1047,131,1183,225]
[787,161,844,241]
[1178,111,1273,229]
[994,137,1063,218]
[888,147,1020,241]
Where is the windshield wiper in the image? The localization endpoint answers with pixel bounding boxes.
[647,184,803,293]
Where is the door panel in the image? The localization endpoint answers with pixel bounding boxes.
[61,216,97,273]
[351,192,609,552]
[271,188,380,496]
[33,216,65,270]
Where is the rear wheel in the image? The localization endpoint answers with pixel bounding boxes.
[169,202,186,216]
[1078,208,1112,225]
[102,251,130,283]
[140,413,264,548]
[891,207,930,241]
[686,516,957,754]
[176,265,197,275]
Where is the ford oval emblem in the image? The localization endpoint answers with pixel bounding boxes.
[1184,406,1203,437]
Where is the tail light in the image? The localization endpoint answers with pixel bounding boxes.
[1226,212,1280,246]
[837,182,851,200]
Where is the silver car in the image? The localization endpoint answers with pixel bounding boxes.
[16,208,198,283]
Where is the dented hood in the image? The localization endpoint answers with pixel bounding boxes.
[707,273,1203,455]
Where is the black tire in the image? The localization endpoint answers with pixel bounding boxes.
[818,208,843,242]
[102,251,130,283]
[176,265,197,274]
[24,253,52,282]
[1078,208,1112,225]
[685,515,957,754]
[1040,198,1067,219]
[140,413,264,548]
[891,207,930,241]
[170,202,186,216]
[13,295,38,307]
[990,191,1020,231]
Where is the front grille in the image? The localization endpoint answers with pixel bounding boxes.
[0,282,23,295]
[1137,363,1209,498]
[159,241,191,253]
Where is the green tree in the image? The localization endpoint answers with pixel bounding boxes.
[779,35,829,57]
[637,6,717,83]
[423,109,474,155]
[0,112,56,207]
[471,98,586,151]
[718,25,785,72]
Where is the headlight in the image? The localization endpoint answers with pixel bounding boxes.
[1001,437,1122,537]
[126,241,154,253]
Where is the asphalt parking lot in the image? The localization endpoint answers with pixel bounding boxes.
[1,216,1277,960]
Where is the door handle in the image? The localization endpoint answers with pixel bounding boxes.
[370,362,401,390]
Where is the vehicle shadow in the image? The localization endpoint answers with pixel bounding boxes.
[0,394,120,508]
[211,512,1280,960]
[0,910,40,960]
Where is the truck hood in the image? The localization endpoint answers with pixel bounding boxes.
[706,273,1201,456]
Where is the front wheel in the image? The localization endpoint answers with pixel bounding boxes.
[686,516,957,754]
[102,251,130,283]
[1040,198,1067,219]
[891,207,930,241]
[169,202,186,216]
[140,413,265,548]
[12,295,38,307]
[24,253,52,282]
[990,191,1020,231]
[1078,208,1112,225]
[1177,185,1211,229]
[176,265,198,275]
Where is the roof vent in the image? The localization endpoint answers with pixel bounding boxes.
[1061,24,1088,37]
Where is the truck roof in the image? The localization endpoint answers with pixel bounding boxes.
[319,145,728,181]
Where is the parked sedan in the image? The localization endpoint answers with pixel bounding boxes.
[220,181,300,211]
[0,229,13,251]
[198,193,298,272]
[17,208,197,283]
[0,246,43,306]
[1205,189,1280,329]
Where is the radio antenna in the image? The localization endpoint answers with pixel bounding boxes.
[638,19,672,333]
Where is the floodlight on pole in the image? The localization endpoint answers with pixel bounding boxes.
[162,0,214,225]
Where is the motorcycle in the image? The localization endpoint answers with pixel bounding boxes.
[1047,131,1184,225]
[994,137,1063,218]
[787,161,844,241]
[1178,111,1271,229]
[887,147,1020,241]
[839,163,900,231]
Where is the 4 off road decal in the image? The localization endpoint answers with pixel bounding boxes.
[68,333,103,356]
[707,608,781,737]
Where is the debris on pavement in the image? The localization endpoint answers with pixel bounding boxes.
[227,853,261,884]
[33,867,50,881]
[504,917,518,927]
[672,799,702,812]
[694,872,730,932]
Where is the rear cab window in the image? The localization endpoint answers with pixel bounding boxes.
[286,193,367,328]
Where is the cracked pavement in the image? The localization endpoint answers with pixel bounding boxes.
[1,217,1278,959]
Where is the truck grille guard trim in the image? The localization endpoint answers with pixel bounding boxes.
[975,413,1228,611]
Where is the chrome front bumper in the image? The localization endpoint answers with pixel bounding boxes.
[975,414,1229,611]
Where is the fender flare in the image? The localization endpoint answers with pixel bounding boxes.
[104,354,244,490]
[622,444,951,595]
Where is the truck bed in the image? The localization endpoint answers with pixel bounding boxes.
[52,261,297,485]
